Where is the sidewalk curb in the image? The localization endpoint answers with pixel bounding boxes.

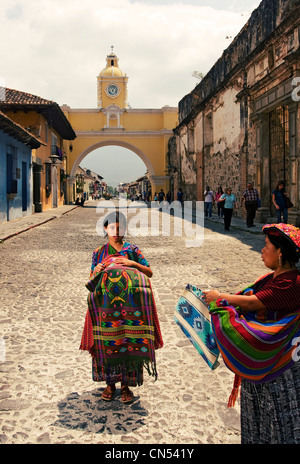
[0,206,79,243]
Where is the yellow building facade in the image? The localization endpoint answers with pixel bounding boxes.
[1,89,76,213]
[62,50,178,202]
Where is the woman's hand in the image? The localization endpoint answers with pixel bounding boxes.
[203,289,266,312]
[114,257,153,278]
[113,257,135,267]
[94,262,106,273]
[202,290,220,304]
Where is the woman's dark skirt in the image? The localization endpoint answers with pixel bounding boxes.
[241,362,300,444]
[92,357,144,387]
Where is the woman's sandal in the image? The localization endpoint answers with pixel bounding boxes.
[121,385,133,404]
[101,385,116,401]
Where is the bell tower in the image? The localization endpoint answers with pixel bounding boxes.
[97,47,128,110]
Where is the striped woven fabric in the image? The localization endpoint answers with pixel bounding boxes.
[209,280,300,384]
[80,264,163,381]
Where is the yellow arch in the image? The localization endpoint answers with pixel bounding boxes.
[62,105,178,202]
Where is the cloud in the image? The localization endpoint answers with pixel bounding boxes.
[0,0,260,108]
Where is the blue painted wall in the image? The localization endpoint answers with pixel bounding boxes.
[0,129,33,222]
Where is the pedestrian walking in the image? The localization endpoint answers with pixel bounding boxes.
[272,180,288,224]
[218,188,237,230]
[215,186,224,218]
[204,186,214,218]
[241,182,259,227]
[177,188,183,206]
[80,211,163,403]
[158,189,165,203]
[203,223,300,444]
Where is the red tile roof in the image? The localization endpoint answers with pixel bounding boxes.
[4,88,54,105]
[0,88,76,140]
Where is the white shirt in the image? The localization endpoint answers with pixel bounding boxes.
[204,190,214,202]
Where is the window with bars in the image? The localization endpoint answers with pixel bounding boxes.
[269,105,289,184]
[269,105,289,212]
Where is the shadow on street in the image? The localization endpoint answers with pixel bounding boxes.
[54,388,148,435]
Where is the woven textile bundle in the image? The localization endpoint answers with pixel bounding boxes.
[209,276,300,385]
[81,264,163,382]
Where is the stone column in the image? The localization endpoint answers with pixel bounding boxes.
[67,176,76,204]
[255,113,270,223]
[196,150,204,202]
[288,101,300,226]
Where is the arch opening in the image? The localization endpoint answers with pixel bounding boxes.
[70,140,155,182]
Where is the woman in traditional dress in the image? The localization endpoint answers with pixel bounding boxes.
[203,223,300,444]
[80,211,163,403]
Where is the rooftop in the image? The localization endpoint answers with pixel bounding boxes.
[0,88,76,140]
[0,110,43,149]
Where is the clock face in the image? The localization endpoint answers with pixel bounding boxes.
[106,83,120,97]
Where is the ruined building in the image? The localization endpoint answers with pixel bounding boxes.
[170,0,300,225]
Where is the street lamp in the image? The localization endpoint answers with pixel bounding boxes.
[48,145,63,165]
[49,153,62,165]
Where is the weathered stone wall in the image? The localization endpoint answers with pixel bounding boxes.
[178,0,300,124]
[172,0,300,224]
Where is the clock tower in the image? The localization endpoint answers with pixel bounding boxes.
[97,47,128,110]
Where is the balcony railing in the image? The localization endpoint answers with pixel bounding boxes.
[51,145,63,160]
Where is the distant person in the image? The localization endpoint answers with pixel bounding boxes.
[218,187,237,231]
[215,186,224,218]
[204,186,214,218]
[177,188,183,206]
[272,181,288,224]
[166,191,171,204]
[241,182,259,227]
[158,189,165,203]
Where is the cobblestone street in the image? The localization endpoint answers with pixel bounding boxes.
[0,201,267,445]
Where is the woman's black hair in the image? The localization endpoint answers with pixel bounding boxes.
[275,180,285,191]
[267,233,299,265]
[103,210,126,228]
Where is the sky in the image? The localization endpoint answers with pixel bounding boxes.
[0,0,261,187]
